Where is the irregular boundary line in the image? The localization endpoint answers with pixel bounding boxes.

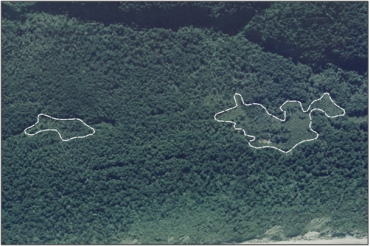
[24,113,96,142]
[214,92,346,154]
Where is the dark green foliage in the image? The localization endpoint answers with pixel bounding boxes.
[4,2,271,35]
[2,2,367,244]
[243,2,368,74]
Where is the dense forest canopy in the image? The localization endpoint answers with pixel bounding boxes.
[1,2,368,244]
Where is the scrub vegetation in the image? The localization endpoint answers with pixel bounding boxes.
[2,2,367,244]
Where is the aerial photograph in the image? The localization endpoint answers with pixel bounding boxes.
[1,2,368,244]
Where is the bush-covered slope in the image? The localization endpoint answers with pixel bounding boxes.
[1,2,367,244]
[243,2,368,74]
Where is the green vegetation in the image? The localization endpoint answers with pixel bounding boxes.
[24,115,94,140]
[243,2,368,74]
[2,2,367,244]
[214,93,342,152]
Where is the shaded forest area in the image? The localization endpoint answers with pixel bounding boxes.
[3,2,367,74]
[2,2,368,244]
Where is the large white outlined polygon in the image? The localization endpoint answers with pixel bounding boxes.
[214,92,346,154]
[24,113,96,141]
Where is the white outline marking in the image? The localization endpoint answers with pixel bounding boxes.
[24,113,96,141]
[214,93,345,154]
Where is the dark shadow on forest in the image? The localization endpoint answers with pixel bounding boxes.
[2,2,271,36]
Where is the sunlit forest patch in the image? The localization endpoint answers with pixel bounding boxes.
[214,93,345,153]
[24,114,95,141]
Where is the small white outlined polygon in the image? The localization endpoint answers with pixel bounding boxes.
[24,113,96,141]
